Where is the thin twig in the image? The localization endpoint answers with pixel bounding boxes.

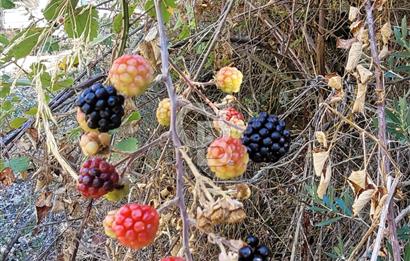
[395,205,410,224]
[70,199,93,261]
[153,1,192,260]
[113,0,129,59]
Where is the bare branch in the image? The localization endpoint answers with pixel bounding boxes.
[153,1,192,260]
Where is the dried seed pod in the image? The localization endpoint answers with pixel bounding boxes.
[234,184,251,200]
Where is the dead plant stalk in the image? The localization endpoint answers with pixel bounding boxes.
[365,1,400,260]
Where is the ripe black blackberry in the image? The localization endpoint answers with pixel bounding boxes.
[241,112,291,163]
[238,235,271,261]
[76,83,125,132]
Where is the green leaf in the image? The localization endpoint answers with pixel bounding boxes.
[0,159,5,172]
[5,156,30,173]
[113,5,136,34]
[0,34,9,46]
[25,107,38,116]
[144,0,174,23]
[0,86,10,97]
[64,6,99,42]
[308,205,327,214]
[125,111,141,123]
[315,216,343,227]
[10,117,28,129]
[67,127,82,141]
[115,137,139,153]
[43,0,78,21]
[1,100,12,111]
[405,243,410,261]
[0,0,15,9]
[113,14,123,34]
[3,28,44,60]
[52,77,74,91]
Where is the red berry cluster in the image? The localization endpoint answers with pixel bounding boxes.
[110,203,160,249]
[77,157,119,198]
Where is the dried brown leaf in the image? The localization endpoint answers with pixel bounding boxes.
[315,131,328,148]
[352,188,375,215]
[346,42,363,72]
[348,6,360,22]
[356,64,373,83]
[348,170,368,193]
[336,38,357,49]
[350,20,364,35]
[381,22,392,45]
[313,150,331,199]
[379,45,390,60]
[0,168,15,186]
[352,82,367,113]
[326,74,343,90]
[35,191,52,226]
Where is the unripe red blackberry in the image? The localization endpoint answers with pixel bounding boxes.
[156,98,171,126]
[215,67,243,93]
[77,157,120,198]
[241,112,291,163]
[76,83,125,132]
[207,136,249,179]
[109,54,154,97]
[111,204,160,249]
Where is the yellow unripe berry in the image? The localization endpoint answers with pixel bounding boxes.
[156,98,171,126]
[215,67,243,93]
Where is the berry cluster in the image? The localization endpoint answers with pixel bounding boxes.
[215,66,243,93]
[77,157,120,198]
[242,112,291,163]
[213,107,245,138]
[109,54,154,97]
[79,132,111,156]
[239,235,271,261]
[156,98,171,126]
[76,84,125,132]
[207,136,249,179]
[109,204,160,249]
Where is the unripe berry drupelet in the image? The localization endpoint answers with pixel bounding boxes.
[207,136,249,179]
[156,98,171,126]
[111,204,159,249]
[215,67,243,93]
[109,54,154,97]
[79,132,111,156]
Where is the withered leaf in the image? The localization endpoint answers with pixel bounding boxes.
[346,42,363,72]
[0,168,15,186]
[348,6,360,22]
[380,22,392,45]
[352,83,367,113]
[352,188,375,215]
[336,38,357,49]
[356,64,373,84]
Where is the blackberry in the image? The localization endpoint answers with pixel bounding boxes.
[239,235,271,261]
[242,112,291,163]
[76,83,125,132]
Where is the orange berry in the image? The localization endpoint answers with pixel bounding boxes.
[207,136,249,179]
[103,210,118,238]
